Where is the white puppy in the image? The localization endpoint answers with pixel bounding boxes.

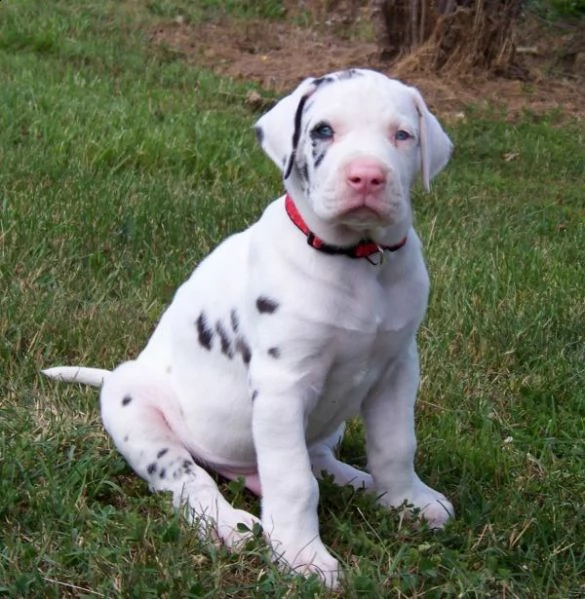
[44,68,454,588]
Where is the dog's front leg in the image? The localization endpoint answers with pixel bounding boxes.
[362,339,453,528]
[252,389,339,588]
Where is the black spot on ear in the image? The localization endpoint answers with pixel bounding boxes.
[255,125,264,144]
[267,347,281,358]
[230,309,240,333]
[251,389,258,401]
[121,395,132,406]
[215,321,233,358]
[236,337,252,365]
[157,448,169,459]
[147,463,157,475]
[196,312,213,350]
[256,296,279,314]
[284,91,313,180]
[159,468,166,479]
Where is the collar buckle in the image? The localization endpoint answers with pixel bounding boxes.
[365,245,385,266]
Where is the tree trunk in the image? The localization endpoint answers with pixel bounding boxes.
[373,0,525,76]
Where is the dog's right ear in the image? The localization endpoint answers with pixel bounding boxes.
[254,77,317,177]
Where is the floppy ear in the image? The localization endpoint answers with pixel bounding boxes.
[254,77,317,175]
[410,87,453,191]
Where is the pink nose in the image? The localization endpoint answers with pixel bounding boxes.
[345,159,387,194]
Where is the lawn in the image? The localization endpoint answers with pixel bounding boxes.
[1,1,584,597]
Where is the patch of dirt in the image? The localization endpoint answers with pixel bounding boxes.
[150,12,585,121]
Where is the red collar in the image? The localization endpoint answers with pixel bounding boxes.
[285,194,407,262]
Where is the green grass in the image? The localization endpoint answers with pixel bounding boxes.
[1,1,584,597]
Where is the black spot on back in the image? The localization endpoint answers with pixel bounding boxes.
[196,312,213,350]
[230,309,240,333]
[157,448,169,459]
[147,463,157,475]
[236,337,252,365]
[215,321,233,358]
[159,468,166,479]
[267,347,281,358]
[256,296,279,314]
[121,395,132,406]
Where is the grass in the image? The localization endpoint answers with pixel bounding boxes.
[1,1,584,597]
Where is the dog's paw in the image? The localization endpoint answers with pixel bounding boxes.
[270,535,341,589]
[213,506,262,549]
[381,480,454,529]
[176,485,261,549]
[411,486,453,529]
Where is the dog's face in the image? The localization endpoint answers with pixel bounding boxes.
[255,69,452,232]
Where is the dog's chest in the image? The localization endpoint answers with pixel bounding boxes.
[302,266,428,439]
[304,328,398,441]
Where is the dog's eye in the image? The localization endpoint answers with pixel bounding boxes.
[395,130,412,142]
[311,123,334,141]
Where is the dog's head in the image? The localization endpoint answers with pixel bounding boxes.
[255,69,452,237]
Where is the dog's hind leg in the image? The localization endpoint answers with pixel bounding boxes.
[309,428,374,491]
[100,360,259,548]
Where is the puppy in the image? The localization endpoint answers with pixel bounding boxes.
[44,68,454,588]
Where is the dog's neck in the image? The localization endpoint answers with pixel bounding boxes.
[285,192,412,252]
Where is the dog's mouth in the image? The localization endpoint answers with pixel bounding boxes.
[336,200,389,226]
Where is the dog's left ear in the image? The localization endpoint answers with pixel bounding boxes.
[254,77,318,178]
[410,87,453,191]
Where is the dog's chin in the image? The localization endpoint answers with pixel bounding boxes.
[336,206,388,229]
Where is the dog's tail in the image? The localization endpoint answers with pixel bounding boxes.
[41,366,110,388]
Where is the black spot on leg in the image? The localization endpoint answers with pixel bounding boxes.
[215,321,233,358]
[147,463,157,475]
[157,448,169,459]
[251,389,258,401]
[256,296,279,314]
[236,337,252,365]
[121,395,132,406]
[230,309,240,333]
[254,125,264,144]
[159,468,166,479]
[267,347,281,358]
[196,312,213,350]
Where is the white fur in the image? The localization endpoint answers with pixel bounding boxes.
[43,69,454,588]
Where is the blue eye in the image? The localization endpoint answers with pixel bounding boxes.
[395,130,411,141]
[311,123,334,140]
